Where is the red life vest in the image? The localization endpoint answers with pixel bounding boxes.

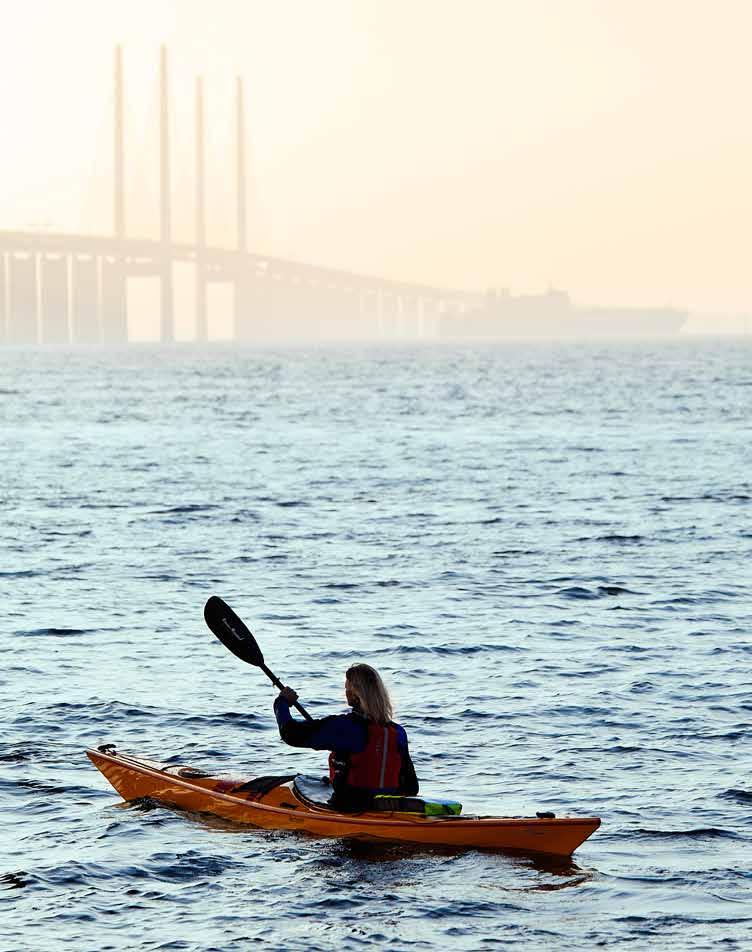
[329,721,402,791]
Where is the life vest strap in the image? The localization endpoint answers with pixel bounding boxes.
[379,725,389,788]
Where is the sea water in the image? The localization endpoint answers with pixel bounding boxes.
[1,338,751,950]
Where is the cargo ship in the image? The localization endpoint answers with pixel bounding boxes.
[441,288,687,338]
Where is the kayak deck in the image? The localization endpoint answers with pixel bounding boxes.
[86,747,600,857]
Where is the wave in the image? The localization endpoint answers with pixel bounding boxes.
[0,872,30,890]
[14,628,102,638]
[321,642,524,659]
[634,827,741,840]
[0,569,48,578]
[556,585,637,600]
[719,789,752,804]
[596,534,645,544]
[152,504,220,515]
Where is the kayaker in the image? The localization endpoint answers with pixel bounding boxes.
[274,663,419,810]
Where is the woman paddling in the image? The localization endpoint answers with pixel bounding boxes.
[274,663,418,810]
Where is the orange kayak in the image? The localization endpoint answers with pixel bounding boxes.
[86,746,600,857]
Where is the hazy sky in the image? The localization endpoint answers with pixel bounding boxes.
[1,0,750,315]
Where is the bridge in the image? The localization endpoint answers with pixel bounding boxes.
[0,48,476,346]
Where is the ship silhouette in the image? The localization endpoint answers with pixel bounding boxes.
[441,287,687,338]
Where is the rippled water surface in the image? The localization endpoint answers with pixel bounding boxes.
[2,339,751,950]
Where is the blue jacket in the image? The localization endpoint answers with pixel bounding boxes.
[273,697,419,800]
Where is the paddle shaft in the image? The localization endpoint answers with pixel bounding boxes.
[204,595,314,723]
[260,661,313,722]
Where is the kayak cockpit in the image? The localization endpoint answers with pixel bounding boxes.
[292,775,338,810]
[291,775,466,818]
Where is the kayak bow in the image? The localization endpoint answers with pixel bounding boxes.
[86,746,600,857]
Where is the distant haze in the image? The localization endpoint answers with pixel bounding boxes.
[1,0,750,335]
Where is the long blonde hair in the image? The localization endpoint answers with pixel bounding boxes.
[346,664,394,725]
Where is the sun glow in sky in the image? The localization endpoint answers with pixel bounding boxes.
[1,0,750,321]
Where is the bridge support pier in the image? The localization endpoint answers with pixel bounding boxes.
[381,291,400,338]
[358,289,380,338]
[195,260,207,342]
[420,298,439,338]
[40,255,70,344]
[417,297,426,338]
[8,254,38,345]
[396,295,407,337]
[72,256,100,344]
[375,290,383,337]
[233,272,251,340]
[160,262,174,343]
[101,257,128,344]
[0,254,6,345]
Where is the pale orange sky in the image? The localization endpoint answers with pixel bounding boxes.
[1,0,750,321]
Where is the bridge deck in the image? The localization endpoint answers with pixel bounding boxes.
[0,230,471,300]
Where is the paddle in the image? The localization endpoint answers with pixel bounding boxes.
[203,595,313,721]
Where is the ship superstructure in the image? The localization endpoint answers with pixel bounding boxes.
[441,288,687,338]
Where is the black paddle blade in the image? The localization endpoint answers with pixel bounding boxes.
[204,596,265,667]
